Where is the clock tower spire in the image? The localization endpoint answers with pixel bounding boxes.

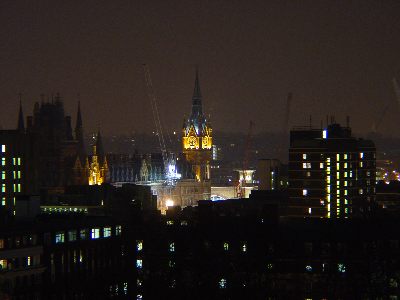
[182,67,212,182]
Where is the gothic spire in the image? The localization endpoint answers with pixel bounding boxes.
[75,101,86,158]
[96,129,105,163]
[17,95,24,132]
[191,66,203,117]
[75,101,83,131]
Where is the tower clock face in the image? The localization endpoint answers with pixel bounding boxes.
[188,136,197,148]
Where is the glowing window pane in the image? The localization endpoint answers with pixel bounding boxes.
[136,259,143,269]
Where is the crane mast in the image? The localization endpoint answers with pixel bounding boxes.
[142,64,168,176]
[237,121,254,198]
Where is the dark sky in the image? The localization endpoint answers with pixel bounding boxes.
[1,0,400,136]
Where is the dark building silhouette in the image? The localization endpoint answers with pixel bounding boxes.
[288,123,376,218]
[0,102,39,214]
[25,94,87,188]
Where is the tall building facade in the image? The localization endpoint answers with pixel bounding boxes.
[0,103,39,214]
[288,123,376,218]
[182,69,212,182]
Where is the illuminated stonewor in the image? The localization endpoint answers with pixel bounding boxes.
[182,68,212,182]
[88,132,108,185]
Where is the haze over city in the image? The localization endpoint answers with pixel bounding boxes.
[1,0,400,135]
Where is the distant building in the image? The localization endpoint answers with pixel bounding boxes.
[289,123,376,218]
[256,159,287,190]
[25,95,88,188]
[0,103,39,214]
[182,68,212,182]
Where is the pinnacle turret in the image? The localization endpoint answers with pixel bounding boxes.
[191,67,203,118]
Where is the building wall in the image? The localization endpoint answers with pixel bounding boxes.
[288,124,376,218]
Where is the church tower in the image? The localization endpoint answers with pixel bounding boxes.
[182,68,212,181]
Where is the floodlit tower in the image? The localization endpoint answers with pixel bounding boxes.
[182,68,212,181]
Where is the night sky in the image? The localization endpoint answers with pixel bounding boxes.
[1,0,400,136]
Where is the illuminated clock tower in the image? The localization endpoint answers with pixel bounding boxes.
[182,68,212,181]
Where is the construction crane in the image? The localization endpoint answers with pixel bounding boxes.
[142,64,168,177]
[393,78,400,108]
[371,103,390,133]
[236,121,254,198]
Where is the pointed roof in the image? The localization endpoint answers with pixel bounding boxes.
[75,101,82,130]
[17,99,24,132]
[96,129,105,161]
[191,67,203,117]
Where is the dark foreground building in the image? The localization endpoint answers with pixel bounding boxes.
[132,200,400,299]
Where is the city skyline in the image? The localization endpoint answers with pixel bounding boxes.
[1,1,400,135]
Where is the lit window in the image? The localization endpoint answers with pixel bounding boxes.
[68,230,77,242]
[303,189,308,196]
[336,163,340,169]
[302,163,307,169]
[322,130,327,139]
[91,228,100,239]
[0,239,4,249]
[137,279,143,287]
[80,229,88,240]
[307,163,311,168]
[344,163,348,168]
[344,172,348,178]
[1,158,5,166]
[306,171,311,177]
[1,171,5,180]
[103,227,112,238]
[242,242,247,252]
[302,154,307,159]
[344,181,347,187]
[169,242,175,252]
[115,225,122,236]
[344,190,348,196]
[17,184,21,193]
[308,207,312,214]
[344,199,348,205]
[12,158,16,165]
[136,259,143,269]
[27,256,31,266]
[17,158,21,165]
[137,295,143,300]
[166,220,174,225]
[359,189,363,195]
[360,161,363,167]
[350,171,353,178]
[338,263,346,273]
[360,153,364,159]
[327,176,330,184]
[223,242,229,251]
[267,263,274,270]
[219,278,227,289]
[168,260,175,268]
[337,172,340,179]
[336,154,340,161]
[1,145,5,153]
[18,171,21,179]
[55,232,65,244]
[0,259,7,270]
[137,240,143,252]
[344,154,348,159]
[320,163,324,169]
[305,265,312,272]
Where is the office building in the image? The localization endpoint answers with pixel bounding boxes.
[288,123,376,218]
